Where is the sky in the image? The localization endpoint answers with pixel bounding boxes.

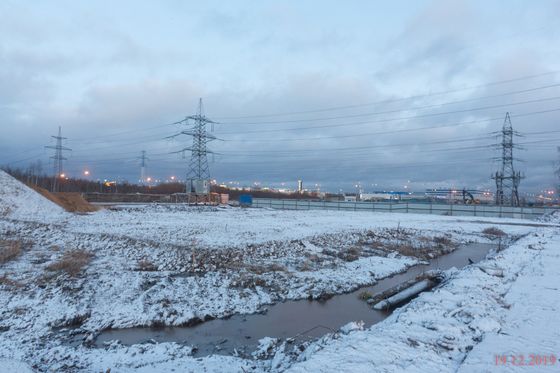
[1,0,560,194]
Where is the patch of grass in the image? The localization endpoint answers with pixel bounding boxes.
[391,242,417,257]
[358,290,373,301]
[136,259,157,271]
[482,227,506,237]
[46,249,93,277]
[0,240,22,264]
[433,236,454,247]
[246,263,287,274]
[337,247,362,262]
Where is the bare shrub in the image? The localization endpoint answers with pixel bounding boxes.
[482,227,506,237]
[46,249,93,277]
[136,259,157,271]
[0,240,22,264]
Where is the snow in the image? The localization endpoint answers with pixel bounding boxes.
[0,170,67,222]
[1,172,559,372]
[282,227,560,373]
[0,358,34,373]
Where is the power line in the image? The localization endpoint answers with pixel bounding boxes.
[214,70,560,120]
[221,83,560,125]
[215,97,560,134]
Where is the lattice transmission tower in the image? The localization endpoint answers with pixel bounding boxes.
[45,126,71,192]
[139,150,149,184]
[491,112,524,206]
[167,98,217,197]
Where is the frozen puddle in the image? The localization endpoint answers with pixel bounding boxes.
[94,243,496,356]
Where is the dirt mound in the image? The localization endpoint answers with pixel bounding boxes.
[29,186,99,213]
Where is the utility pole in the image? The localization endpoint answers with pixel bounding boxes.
[139,150,149,184]
[167,98,218,202]
[45,126,71,192]
[491,112,524,206]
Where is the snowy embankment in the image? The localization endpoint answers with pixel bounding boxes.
[0,170,66,222]
[280,225,560,373]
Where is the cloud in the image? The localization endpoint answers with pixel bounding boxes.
[1,1,559,193]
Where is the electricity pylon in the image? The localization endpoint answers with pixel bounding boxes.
[139,150,149,184]
[167,98,218,197]
[45,126,71,192]
[491,112,524,206]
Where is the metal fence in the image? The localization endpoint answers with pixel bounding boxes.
[252,198,558,220]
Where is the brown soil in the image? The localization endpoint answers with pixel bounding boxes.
[27,185,100,213]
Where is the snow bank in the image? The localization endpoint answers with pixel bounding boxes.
[0,170,66,222]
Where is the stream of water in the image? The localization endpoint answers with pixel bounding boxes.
[94,242,496,356]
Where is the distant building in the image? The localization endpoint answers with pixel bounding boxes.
[297,180,303,193]
[360,191,413,201]
[344,193,358,202]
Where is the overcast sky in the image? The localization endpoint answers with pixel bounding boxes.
[1,0,560,193]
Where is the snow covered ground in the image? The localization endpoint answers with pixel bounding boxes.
[1,170,559,372]
[279,225,560,372]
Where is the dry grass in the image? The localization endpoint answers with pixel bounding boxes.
[337,247,362,262]
[482,227,506,237]
[46,249,93,277]
[0,274,23,288]
[136,259,157,271]
[0,240,22,264]
[433,236,453,246]
[27,184,99,212]
[358,290,373,301]
[246,263,287,274]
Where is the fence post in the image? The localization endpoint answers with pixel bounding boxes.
[450,204,453,216]
[473,204,477,217]
[390,203,393,213]
[406,203,409,214]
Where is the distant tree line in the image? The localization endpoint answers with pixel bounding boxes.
[1,165,329,200]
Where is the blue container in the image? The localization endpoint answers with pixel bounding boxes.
[239,194,253,206]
